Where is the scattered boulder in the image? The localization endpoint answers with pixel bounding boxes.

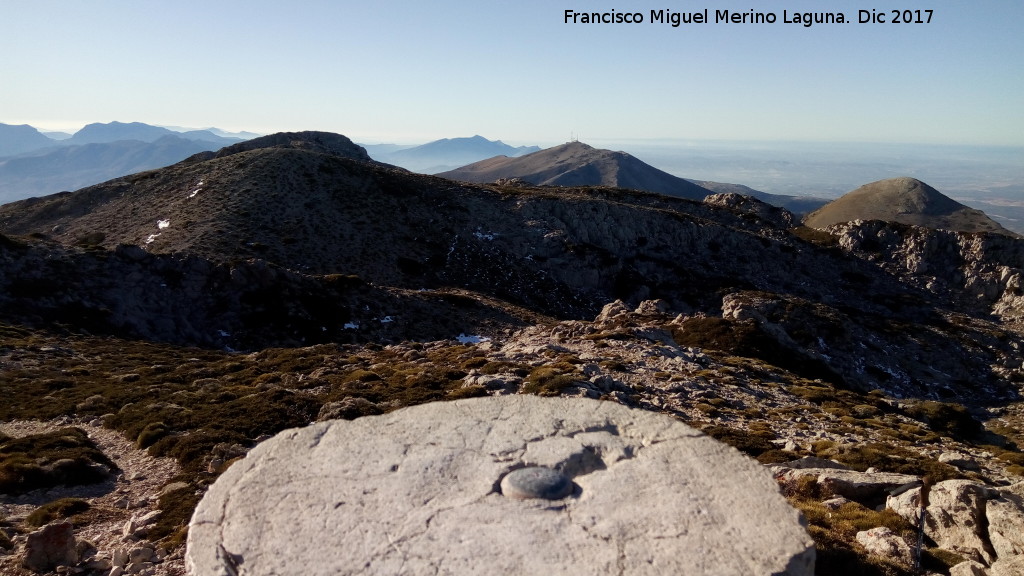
[22,522,77,573]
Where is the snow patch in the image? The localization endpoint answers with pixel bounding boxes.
[145,233,161,245]
[473,230,496,241]
[456,334,490,344]
[217,330,231,337]
[380,316,394,324]
[157,219,170,229]
[187,180,204,199]
[343,322,359,329]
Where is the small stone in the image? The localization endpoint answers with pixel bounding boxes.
[135,510,161,527]
[500,466,573,500]
[158,482,190,497]
[129,546,154,563]
[822,497,850,510]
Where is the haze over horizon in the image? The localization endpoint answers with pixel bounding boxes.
[5,0,1023,147]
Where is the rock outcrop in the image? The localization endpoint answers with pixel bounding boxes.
[187,396,815,576]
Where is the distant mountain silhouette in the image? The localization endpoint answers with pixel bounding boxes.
[438,141,711,200]
[0,136,219,203]
[0,122,249,203]
[68,121,239,146]
[804,177,1014,236]
[0,123,58,157]
[371,135,540,173]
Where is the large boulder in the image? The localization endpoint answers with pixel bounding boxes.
[187,396,815,576]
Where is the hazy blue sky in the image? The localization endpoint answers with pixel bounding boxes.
[4,0,1023,146]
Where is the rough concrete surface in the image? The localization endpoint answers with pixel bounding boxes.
[187,396,815,575]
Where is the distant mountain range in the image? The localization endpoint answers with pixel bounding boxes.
[0,121,247,203]
[805,177,1015,236]
[366,135,540,173]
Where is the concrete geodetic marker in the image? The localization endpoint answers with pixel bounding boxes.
[186,396,815,575]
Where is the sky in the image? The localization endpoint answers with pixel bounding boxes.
[4,0,1024,147]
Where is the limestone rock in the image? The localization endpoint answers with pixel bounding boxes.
[783,456,850,470]
[987,482,1024,558]
[990,554,1024,576]
[855,526,913,566]
[822,497,851,510]
[940,451,980,470]
[595,300,630,325]
[950,560,990,576]
[774,467,918,500]
[22,522,78,573]
[187,396,815,576]
[633,299,669,316]
[886,480,998,565]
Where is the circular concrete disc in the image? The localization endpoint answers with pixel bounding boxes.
[186,396,814,575]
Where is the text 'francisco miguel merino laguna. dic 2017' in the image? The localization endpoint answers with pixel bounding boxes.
[563,9,935,27]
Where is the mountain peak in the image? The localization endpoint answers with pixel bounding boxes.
[805,177,1013,235]
[437,141,708,200]
[214,131,371,162]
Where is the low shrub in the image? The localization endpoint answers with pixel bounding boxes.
[905,401,983,441]
[522,364,579,396]
[26,498,90,527]
[0,428,117,495]
[702,424,775,457]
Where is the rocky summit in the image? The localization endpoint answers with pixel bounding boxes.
[1,131,1024,576]
[804,177,1015,236]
